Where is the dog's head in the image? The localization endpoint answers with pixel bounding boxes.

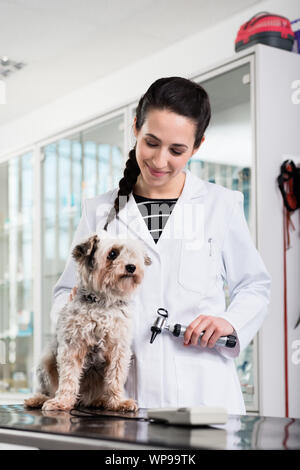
[72,232,152,298]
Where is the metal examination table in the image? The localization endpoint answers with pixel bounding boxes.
[0,404,299,450]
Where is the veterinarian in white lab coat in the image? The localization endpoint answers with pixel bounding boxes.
[50,77,271,414]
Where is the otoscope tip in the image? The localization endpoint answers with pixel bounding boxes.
[150,331,158,344]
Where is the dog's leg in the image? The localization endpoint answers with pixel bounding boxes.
[42,344,87,411]
[100,345,138,412]
[24,348,59,409]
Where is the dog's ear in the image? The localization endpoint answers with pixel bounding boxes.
[72,234,99,270]
[144,254,152,266]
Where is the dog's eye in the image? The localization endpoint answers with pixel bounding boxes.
[107,250,119,260]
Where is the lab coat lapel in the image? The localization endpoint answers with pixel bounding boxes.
[158,168,208,244]
[106,189,159,255]
[105,168,208,255]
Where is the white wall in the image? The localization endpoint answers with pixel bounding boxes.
[0,0,299,160]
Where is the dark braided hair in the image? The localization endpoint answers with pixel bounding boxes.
[103,76,211,231]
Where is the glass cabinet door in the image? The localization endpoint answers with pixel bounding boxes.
[190,62,257,410]
[0,152,34,397]
[41,114,125,346]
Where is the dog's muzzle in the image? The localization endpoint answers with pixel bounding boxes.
[126,264,136,273]
[120,264,136,279]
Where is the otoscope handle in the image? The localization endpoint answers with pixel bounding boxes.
[170,324,237,348]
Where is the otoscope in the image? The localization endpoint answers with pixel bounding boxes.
[150,308,237,348]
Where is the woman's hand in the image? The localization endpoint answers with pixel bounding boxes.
[183,315,234,348]
[69,287,77,302]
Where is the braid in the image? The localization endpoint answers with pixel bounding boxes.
[103,147,140,231]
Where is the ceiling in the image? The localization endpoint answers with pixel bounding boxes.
[0,0,263,126]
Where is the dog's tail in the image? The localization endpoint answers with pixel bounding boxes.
[24,393,49,409]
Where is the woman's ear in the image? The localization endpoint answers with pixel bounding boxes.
[133,116,138,139]
[191,136,205,157]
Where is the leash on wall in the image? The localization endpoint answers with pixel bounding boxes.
[277,159,300,417]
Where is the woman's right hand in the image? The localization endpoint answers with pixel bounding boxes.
[69,286,77,302]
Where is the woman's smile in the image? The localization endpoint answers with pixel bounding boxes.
[146,163,170,178]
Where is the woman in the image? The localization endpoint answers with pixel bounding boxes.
[50,77,271,414]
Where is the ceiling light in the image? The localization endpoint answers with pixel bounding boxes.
[1,56,10,66]
[0,56,26,78]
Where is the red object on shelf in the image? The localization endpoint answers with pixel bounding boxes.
[235,12,295,52]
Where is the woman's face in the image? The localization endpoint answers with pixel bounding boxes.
[133,109,202,193]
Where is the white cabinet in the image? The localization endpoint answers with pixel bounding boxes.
[254,45,300,418]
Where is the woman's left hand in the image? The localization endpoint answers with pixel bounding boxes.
[183,315,234,348]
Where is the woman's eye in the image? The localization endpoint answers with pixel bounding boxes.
[146,141,182,156]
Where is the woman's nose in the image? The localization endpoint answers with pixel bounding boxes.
[152,148,169,169]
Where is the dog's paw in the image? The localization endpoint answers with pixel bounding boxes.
[24,394,49,409]
[88,399,105,409]
[42,397,75,411]
[101,397,137,412]
[116,399,138,412]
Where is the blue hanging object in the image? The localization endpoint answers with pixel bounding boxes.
[291,18,300,53]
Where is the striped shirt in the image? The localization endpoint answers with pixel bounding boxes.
[133,193,178,243]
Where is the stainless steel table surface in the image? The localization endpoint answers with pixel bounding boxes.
[0,404,299,450]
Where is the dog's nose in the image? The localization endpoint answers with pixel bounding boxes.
[125,264,136,273]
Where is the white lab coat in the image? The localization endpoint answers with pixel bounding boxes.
[50,168,271,414]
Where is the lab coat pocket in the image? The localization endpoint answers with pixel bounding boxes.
[174,353,227,408]
[178,237,220,295]
[124,354,137,400]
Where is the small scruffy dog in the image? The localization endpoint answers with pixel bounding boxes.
[25,230,151,412]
